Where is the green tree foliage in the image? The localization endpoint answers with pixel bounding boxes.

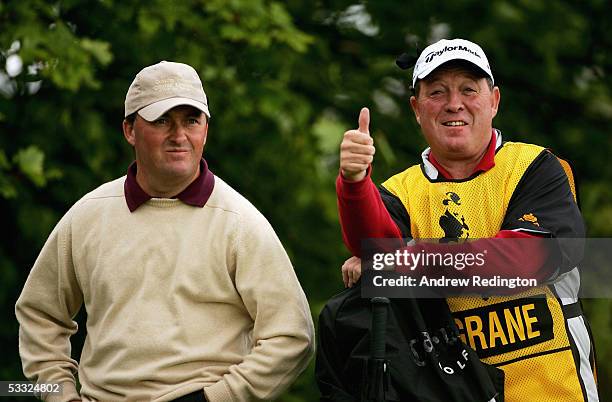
[1,0,610,399]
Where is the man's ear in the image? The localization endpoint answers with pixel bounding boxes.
[123,119,136,146]
[491,86,501,119]
[204,121,209,146]
[410,96,421,125]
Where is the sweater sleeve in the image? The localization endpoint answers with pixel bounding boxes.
[15,210,83,402]
[336,170,403,257]
[203,208,315,402]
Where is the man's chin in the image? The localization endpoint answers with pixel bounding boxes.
[159,162,199,180]
[441,141,470,155]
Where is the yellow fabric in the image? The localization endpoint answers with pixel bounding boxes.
[382,142,584,401]
[556,157,578,202]
[383,142,544,240]
[499,351,585,402]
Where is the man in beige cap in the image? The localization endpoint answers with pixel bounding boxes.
[16,61,314,402]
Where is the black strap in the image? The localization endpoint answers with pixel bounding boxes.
[562,301,583,319]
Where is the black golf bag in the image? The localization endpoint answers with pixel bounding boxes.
[316,284,505,401]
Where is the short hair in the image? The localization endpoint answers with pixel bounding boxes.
[413,60,494,97]
[124,112,137,126]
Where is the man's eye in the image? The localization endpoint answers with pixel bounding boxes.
[153,118,168,125]
[187,118,200,125]
[430,90,443,96]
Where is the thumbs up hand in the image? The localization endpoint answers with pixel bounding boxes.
[340,107,376,182]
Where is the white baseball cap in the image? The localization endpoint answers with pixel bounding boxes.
[412,38,494,87]
[124,61,211,121]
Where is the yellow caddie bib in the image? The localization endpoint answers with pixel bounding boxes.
[382,142,585,402]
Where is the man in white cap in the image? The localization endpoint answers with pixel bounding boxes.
[16,61,314,401]
[319,39,599,400]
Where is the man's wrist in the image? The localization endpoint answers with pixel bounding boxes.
[340,170,366,182]
[337,167,374,200]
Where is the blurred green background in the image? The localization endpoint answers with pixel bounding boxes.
[1,0,610,400]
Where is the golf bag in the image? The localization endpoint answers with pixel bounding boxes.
[316,284,504,401]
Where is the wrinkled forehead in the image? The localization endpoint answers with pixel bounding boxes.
[420,60,490,84]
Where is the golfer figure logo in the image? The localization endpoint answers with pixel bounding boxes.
[439,192,469,242]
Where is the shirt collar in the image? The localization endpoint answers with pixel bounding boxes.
[422,129,502,180]
[124,159,215,212]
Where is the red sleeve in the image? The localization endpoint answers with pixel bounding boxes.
[336,168,402,257]
[413,230,555,285]
[476,230,553,282]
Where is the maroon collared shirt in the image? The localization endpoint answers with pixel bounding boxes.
[124,159,215,212]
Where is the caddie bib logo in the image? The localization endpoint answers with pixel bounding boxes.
[439,192,469,242]
[518,213,540,227]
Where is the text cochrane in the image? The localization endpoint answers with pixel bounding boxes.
[425,45,481,63]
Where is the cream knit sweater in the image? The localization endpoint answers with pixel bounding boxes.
[16,176,314,401]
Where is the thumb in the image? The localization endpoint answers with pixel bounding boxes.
[358,107,370,135]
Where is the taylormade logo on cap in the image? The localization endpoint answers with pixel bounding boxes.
[124,61,211,122]
[424,44,481,63]
[412,39,494,87]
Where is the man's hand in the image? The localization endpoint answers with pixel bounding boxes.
[340,107,375,182]
[341,256,362,288]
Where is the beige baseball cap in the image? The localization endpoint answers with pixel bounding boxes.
[124,61,211,121]
[412,39,493,87]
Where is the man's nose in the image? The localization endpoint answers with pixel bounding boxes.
[168,122,188,140]
[445,91,464,112]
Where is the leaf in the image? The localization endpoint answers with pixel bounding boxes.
[80,38,113,65]
[0,150,10,169]
[13,145,46,187]
[0,174,17,199]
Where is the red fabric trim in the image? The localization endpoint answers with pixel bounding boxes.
[427,154,453,179]
[428,130,497,179]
